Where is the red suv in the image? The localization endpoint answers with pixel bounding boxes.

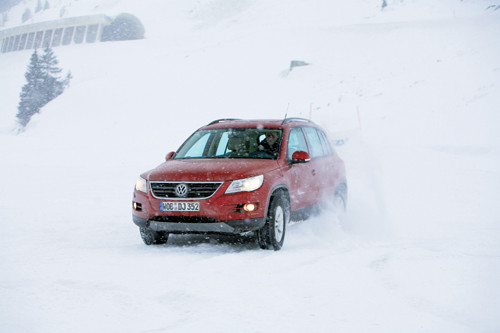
[132,118,347,250]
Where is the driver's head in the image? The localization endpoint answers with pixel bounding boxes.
[266,131,279,145]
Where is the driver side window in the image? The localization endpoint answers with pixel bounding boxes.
[287,128,309,160]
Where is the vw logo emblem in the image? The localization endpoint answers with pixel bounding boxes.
[175,184,189,198]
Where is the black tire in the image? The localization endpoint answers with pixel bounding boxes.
[333,186,349,230]
[257,193,289,250]
[139,227,169,245]
[334,183,348,212]
[333,193,346,212]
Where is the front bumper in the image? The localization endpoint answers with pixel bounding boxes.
[133,215,266,234]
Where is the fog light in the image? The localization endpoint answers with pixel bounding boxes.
[133,202,142,211]
[243,203,257,212]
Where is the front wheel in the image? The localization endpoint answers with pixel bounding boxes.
[257,193,289,250]
[140,227,169,245]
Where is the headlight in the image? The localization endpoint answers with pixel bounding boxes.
[135,176,148,193]
[225,175,264,194]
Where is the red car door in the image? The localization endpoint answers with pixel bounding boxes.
[283,127,317,210]
[302,127,337,202]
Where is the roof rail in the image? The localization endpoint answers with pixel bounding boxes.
[281,117,312,125]
[207,118,241,125]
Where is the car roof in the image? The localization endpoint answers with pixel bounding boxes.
[202,118,315,130]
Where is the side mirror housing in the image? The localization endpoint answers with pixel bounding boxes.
[291,151,311,164]
[165,151,175,161]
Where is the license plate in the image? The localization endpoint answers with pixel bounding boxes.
[160,201,200,212]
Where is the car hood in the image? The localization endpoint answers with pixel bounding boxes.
[145,158,281,182]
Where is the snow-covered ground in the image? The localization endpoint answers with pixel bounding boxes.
[1,0,500,332]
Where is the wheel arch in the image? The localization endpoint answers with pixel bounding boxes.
[265,185,291,217]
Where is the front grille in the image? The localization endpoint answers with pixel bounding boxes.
[150,182,223,199]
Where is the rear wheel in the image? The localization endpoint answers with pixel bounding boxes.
[140,227,169,245]
[333,183,348,213]
[257,193,289,250]
[333,193,346,212]
[333,187,348,230]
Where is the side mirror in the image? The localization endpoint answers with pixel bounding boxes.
[165,151,175,161]
[291,151,311,163]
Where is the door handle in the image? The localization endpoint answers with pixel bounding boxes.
[312,169,316,176]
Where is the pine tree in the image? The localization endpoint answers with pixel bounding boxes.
[39,47,67,101]
[16,47,71,128]
[17,50,44,127]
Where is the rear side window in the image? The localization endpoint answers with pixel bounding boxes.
[303,127,325,158]
[317,129,332,155]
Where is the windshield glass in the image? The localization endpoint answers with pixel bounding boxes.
[174,128,283,160]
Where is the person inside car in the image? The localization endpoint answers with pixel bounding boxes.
[258,131,280,156]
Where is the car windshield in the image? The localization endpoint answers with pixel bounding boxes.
[174,128,283,160]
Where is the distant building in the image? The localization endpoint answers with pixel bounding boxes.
[0,13,144,54]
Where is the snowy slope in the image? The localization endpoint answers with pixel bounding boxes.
[1,1,500,332]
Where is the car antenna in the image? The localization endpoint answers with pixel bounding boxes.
[283,103,290,123]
